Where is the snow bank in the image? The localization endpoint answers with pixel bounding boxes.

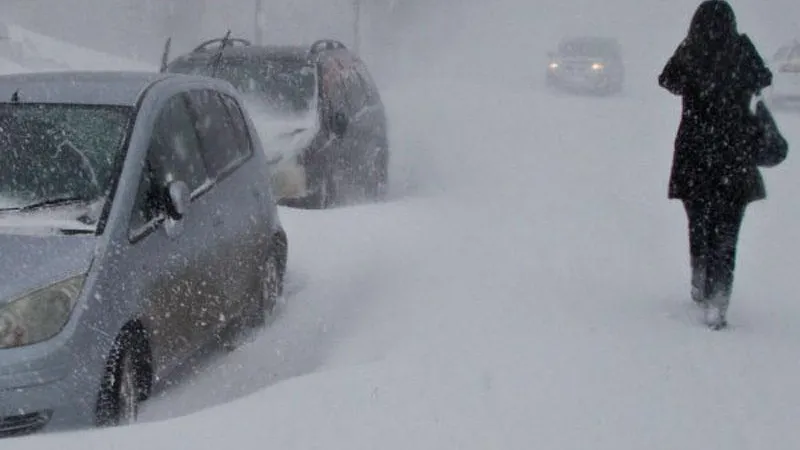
[0,56,26,75]
[0,22,154,73]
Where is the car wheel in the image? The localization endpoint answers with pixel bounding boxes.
[366,147,389,201]
[96,330,147,427]
[262,252,284,318]
[306,170,335,209]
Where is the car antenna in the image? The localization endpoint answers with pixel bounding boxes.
[210,30,232,78]
[159,37,172,73]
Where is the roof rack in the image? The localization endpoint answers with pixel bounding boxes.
[308,39,347,55]
[193,36,252,53]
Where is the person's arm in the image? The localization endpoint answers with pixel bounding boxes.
[659,43,690,95]
[739,34,772,92]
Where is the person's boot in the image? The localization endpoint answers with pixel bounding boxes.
[690,265,707,305]
[704,287,730,330]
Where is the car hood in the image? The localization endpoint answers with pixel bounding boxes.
[0,233,96,306]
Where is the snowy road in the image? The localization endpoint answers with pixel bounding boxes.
[121,79,800,447]
[16,72,800,450]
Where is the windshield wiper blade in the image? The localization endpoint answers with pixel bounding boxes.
[59,228,96,236]
[8,197,93,212]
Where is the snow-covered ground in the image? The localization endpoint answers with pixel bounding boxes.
[15,74,800,450]
[9,0,800,448]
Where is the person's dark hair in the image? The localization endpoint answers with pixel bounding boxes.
[687,0,738,49]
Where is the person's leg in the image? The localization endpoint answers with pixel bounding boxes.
[704,199,747,328]
[684,199,710,304]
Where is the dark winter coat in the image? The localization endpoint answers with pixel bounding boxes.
[659,0,772,204]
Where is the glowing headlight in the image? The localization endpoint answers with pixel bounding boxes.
[548,62,559,69]
[591,63,605,71]
[0,275,84,349]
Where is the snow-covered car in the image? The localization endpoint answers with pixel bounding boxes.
[545,36,625,95]
[165,36,389,209]
[767,40,800,108]
[0,71,287,436]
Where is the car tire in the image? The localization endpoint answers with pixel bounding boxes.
[262,251,284,318]
[366,146,389,201]
[96,329,148,427]
[306,170,335,209]
[250,242,286,329]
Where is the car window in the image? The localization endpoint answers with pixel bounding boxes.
[148,94,209,192]
[169,59,318,118]
[344,69,369,115]
[186,89,245,177]
[128,160,161,235]
[0,104,131,216]
[353,60,380,103]
[321,59,349,116]
[219,93,254,161]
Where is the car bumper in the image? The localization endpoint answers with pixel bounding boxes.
[0,376,94,437]
[0,330,106,436]
[547,70,610,90]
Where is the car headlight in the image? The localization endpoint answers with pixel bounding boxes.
[591,63,604,71]
[548,62,559,70]
[0,275,85,349]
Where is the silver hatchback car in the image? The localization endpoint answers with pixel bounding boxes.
[0,71,287,436]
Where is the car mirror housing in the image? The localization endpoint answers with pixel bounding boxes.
[166,180,190,220]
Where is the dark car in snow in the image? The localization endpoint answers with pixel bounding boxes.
[164,36,389,209]
[546,36,625,95]
[0,71,287,435]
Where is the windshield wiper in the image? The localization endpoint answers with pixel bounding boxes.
[0,196,93,212]
[58,228,96,236]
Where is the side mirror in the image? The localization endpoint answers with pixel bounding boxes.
[165,180,190,220]
[331,111,349,137]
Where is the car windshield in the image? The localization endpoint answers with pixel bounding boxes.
[558,39,619,57]
[173,58,317,117]
[0,103,132,225]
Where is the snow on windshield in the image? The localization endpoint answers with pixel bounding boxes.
[0,104,131,212]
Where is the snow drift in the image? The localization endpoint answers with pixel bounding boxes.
[0,21,152,73]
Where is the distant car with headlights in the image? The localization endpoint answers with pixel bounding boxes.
[767,40,800,109]
[0,70,287,436]
[545,36,624,95]
[165,36,389,209]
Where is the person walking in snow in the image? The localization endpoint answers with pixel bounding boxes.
[658,0,773,329]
